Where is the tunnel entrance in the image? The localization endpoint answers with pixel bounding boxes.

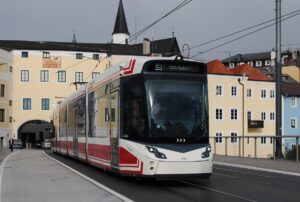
[18,120,54,148]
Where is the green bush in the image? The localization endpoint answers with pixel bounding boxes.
[285,147,300,160]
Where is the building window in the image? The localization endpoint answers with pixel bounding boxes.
[291,97,297,108]
[23,98,31,110]
[261,112,266,120]
[76,53,83,59]
[270,137,273,144]
[43,52,50,58]
[247,111,252,120]
[21,70,29,82]
[270,90,275,98]
[270,112,275,120]
[9,100,12,106]
[0,109,4,122]
[58,71,66,82]
[216,85,222,96]
[231,109,238,120]
[21,52,28,58]
[229,63,235,68]
[248,61,253,66]
[239,62,245,65]
[75,72,83,82]
[216,108,223,120]
[0,84,5,97]
[256,61,262,67]
[9,117,12,123]
[231,132,238,143]
[231,86,237,96]
[92,72,100,79]
[291,118,297,128]
[261,137,266,144]
[93,54,100,60]
[41,98,50,110]
[40,70,49,82]
[265,60,271,66]
[216,132,222,143]
[9,66,13,72]
[261,89,266,98]
[247,89,252,97]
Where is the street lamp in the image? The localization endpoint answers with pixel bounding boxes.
[182,44,190,59]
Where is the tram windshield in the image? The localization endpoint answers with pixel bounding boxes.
[147,78,208,140]
[122,74,208,143]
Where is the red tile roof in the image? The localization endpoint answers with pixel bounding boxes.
[207,60,271,81]
[232,64,271,81]
[207,60,233,75]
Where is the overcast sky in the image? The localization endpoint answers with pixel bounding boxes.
[0,0,300,61]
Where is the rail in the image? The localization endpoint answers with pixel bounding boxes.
[209,135,300,163]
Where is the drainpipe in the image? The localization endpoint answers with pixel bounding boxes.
[238,78,245,157]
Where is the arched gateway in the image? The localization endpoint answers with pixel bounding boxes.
[18,120,54,148]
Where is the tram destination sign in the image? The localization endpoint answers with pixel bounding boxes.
[143,60,207,74]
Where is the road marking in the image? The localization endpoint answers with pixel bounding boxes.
[180,180,256,202]
[0,151,20,202]
[214,161,300,177]
[42,151,133,202]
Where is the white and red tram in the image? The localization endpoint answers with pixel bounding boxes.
[52,56,212,178]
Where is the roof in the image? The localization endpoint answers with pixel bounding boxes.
[207,60,271,81]
[222,52,271,63]
[282,83,300,96]
[232,64,271,81]
[207,60,233,75]
[112,0,130,35]
[0,38,180,56]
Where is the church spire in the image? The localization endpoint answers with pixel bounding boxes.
[72,30,77,44]
[112,0,130,44]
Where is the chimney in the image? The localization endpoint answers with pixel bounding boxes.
[143,38,151,55]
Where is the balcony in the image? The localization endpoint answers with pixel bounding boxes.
[248,120,264,128]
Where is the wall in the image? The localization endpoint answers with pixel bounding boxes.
[10,50,108,139]
[208,74,276,158]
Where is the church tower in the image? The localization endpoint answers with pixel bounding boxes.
[112,0,130,44]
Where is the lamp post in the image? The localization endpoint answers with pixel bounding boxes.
[275,0,284,158]
[182,44,190,59]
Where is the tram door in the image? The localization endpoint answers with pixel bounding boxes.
[110,89,119,168]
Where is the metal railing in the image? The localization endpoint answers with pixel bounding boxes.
[209,135,299,163]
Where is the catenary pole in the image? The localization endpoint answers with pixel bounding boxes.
[275,0,284,158]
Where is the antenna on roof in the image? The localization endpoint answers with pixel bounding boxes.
[172,26,175,38]
[72,30,77,44]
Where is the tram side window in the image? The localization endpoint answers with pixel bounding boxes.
[123,77,146,138]
[75,97,86,137]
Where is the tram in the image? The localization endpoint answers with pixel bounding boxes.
[52,56,212,178]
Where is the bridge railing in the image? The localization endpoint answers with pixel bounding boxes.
[209,135,299,163]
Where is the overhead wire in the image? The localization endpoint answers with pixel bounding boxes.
[191,10,300,59]
[127,0,192,42]
[188,9,300,51]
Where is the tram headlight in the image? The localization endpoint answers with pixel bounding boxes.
[202,146,211,159]
[146,146,167,159]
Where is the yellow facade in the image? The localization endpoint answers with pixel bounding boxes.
[0,62,12,146]
[282,65,300,82]
[208,74,276,158]
[9,50,108,139]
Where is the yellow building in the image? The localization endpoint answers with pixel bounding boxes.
[208,60,276,158]
[0,49,12,146]
[0,0,180,147]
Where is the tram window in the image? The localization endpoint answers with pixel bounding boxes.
[105,108,109,122]
[111,108,115,122]
[123,77,146,138]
